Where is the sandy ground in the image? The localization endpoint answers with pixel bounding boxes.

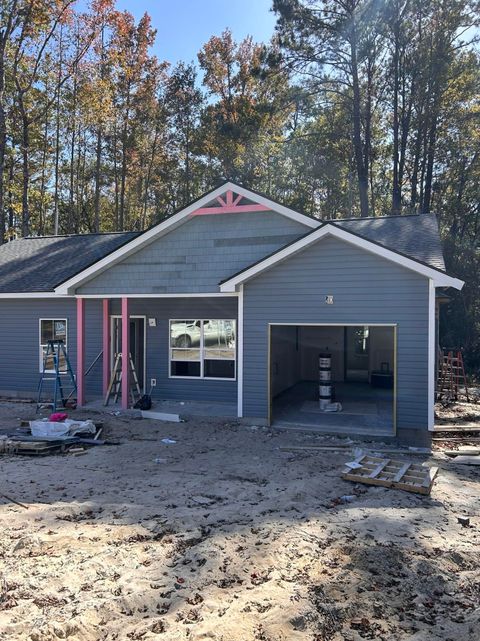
[435,398,480,426]
[1,403,479,641]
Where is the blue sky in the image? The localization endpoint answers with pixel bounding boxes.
[114,0,277,65]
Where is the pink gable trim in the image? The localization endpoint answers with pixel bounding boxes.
[191,189,271,216]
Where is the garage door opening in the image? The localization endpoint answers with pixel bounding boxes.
[269,324,396,436]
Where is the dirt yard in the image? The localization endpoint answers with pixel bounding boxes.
[435,398,480,426]
[1,403,479,641]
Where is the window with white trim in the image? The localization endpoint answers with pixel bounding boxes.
[169,319,236,379]
[39,319,67,372]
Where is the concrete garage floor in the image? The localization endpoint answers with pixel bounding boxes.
[273,381,394,436]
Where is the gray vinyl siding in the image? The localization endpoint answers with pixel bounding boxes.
[0,299,75,397]
[0,299,103,399]
[77,212,309,295]
[109,297,238,403]
[0,297,237,405]
[242,236,429,431]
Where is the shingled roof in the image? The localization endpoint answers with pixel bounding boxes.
[0,232,139,293]
[334,213,445,271]
[0,210,445,294]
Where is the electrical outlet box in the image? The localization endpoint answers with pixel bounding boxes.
[150,378,157,387]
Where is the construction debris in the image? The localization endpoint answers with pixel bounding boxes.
[0,418,106,457]
[29,418,96,438]
[444,448,480,456]
[342,454,438,495]
[449,456,480,466]
[0,491,29,509]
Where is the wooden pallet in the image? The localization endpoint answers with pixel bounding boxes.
[10,441,65,456]
[342,454,438,495]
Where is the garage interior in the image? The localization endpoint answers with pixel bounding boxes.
[270,325,395,435]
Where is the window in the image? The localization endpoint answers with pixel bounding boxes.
[170,319,235,379]
[39,319,67,372]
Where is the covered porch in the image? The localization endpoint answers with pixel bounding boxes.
[76,296,239,412]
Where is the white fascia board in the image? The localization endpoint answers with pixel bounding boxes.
[229,184,319,229]
[73,292,238,299]
[220,224,464,292]
[54,182,319,295]
[428,279,436,430]
[0,292,74,299]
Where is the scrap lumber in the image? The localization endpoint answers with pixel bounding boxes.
[0,492,29,509]
[281,446,431,455]
[342,454,438,495]
[444,449,480,456]
[449,456,480,465]
[434,425,480,432]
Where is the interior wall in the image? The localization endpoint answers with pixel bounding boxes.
[369,326,395,375]
[299,326,345,382]
[270,326,301,396]
[270,325,395,397]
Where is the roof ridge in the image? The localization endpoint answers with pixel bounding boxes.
[329,212,436,222]
[21,231,139,240]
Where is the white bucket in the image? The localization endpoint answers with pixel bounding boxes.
[319,384,332,397]
[319,355,331,368]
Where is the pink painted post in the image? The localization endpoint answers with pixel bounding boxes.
[76,298,86,406]
[102,299,110,397]
[121,297,130,409]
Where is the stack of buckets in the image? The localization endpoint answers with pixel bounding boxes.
[319,353,332,410]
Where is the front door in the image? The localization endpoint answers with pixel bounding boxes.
[111,317,145,391]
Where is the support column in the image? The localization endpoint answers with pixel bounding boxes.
[428,279,435,430]
[76,297,86,407]
[121,297,130,409]
[237,284,244,418]
[102,299,110,397]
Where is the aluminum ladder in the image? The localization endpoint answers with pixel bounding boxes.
[36,340,77,412]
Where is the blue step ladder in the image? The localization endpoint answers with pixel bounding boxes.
[37,340,77,413]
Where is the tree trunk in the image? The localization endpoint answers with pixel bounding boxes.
[0,47,7,243]
[391,15,401,214]
[398,72,413,201]
[350,25,369,217]
[21,109,30,237]
[422,117,437,214]
[113,123,119,230]
[7,156,14,231]
[0,90,6,243]
[119,118,128,230]
[39,98,49,235]
[53,26,63,235]
[94,127,102,231]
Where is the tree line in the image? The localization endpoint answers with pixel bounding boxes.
[0,0,479,368]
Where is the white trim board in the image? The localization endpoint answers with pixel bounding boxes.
[0,293,74,299]
[73,292,238,299]
[220,224,464,292]
[428,280,436,431]
[54,182,318,295]
[237,285,244,418]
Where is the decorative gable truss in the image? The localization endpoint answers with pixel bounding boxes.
[54,182,318,295]
[191,190,271,216]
